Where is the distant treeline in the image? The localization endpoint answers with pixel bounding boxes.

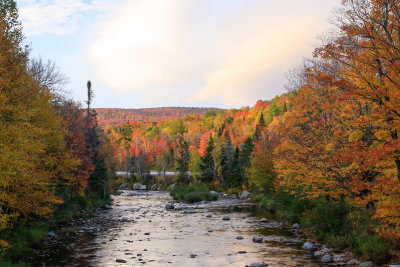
[95,107,223,126]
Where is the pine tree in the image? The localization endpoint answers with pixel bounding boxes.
[220,132,234,182]
[230,146,241,187]
[176,138,190,184]
[239,136,254,186]
[254,113,265,141]
[200,135,216,183]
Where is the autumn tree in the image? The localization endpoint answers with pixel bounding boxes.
[0,3,63,245]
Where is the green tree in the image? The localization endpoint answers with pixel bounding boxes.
[220,133,234,182]
[200,135,216,183]
[176,138,190,184]
[229,146,241,187]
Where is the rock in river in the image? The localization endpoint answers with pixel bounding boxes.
[222,216,230,221]
[252,236,263,243]
[116,259,127,263]
[165,203,175,210]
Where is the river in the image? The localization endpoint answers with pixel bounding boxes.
[30,191,318,266]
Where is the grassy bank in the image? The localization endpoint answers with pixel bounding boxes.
[252,189,397,265]
[170,184,218,203]
[0,195,110,266]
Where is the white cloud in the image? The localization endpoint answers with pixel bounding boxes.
[87,0,340,107]
[18,0,115,35]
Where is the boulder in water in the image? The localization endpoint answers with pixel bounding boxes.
[165,203,175,210]
[252,236,263,243]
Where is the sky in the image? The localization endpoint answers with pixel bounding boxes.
[17,0,341,109]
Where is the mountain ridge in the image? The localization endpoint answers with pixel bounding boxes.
[94,107,222,126]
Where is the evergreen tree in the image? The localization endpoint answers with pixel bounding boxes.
[239,136,254,185]
[220,132,234,182]
[230,146,241,187]
[200,135,216,183]
[176,138,190,184]
[84,81,110,199]
[254,113,265,141]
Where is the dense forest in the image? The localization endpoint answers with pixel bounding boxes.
[0,1,115,264]
[1,0,400,265]
[95,107,220,127]
[107,0,400,263]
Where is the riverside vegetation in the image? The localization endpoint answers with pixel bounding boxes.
[1,0,400,266]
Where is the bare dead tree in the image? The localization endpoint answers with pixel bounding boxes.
[29,57,69,95]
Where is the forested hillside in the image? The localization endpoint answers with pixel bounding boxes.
[106,0,400,264]
[95,107,221,126]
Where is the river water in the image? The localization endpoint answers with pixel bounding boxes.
[32,191,318,267]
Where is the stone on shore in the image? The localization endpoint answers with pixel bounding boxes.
[118,183,128,190]
[302,241,315,251]
[240,190,250,199]
[150,184,157,191]
[47,231,57,238]
[321,254,333,263]
[292,223,300,228]
[210,191,219,196]
[133,183,143,190]
[359,261,375,267]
